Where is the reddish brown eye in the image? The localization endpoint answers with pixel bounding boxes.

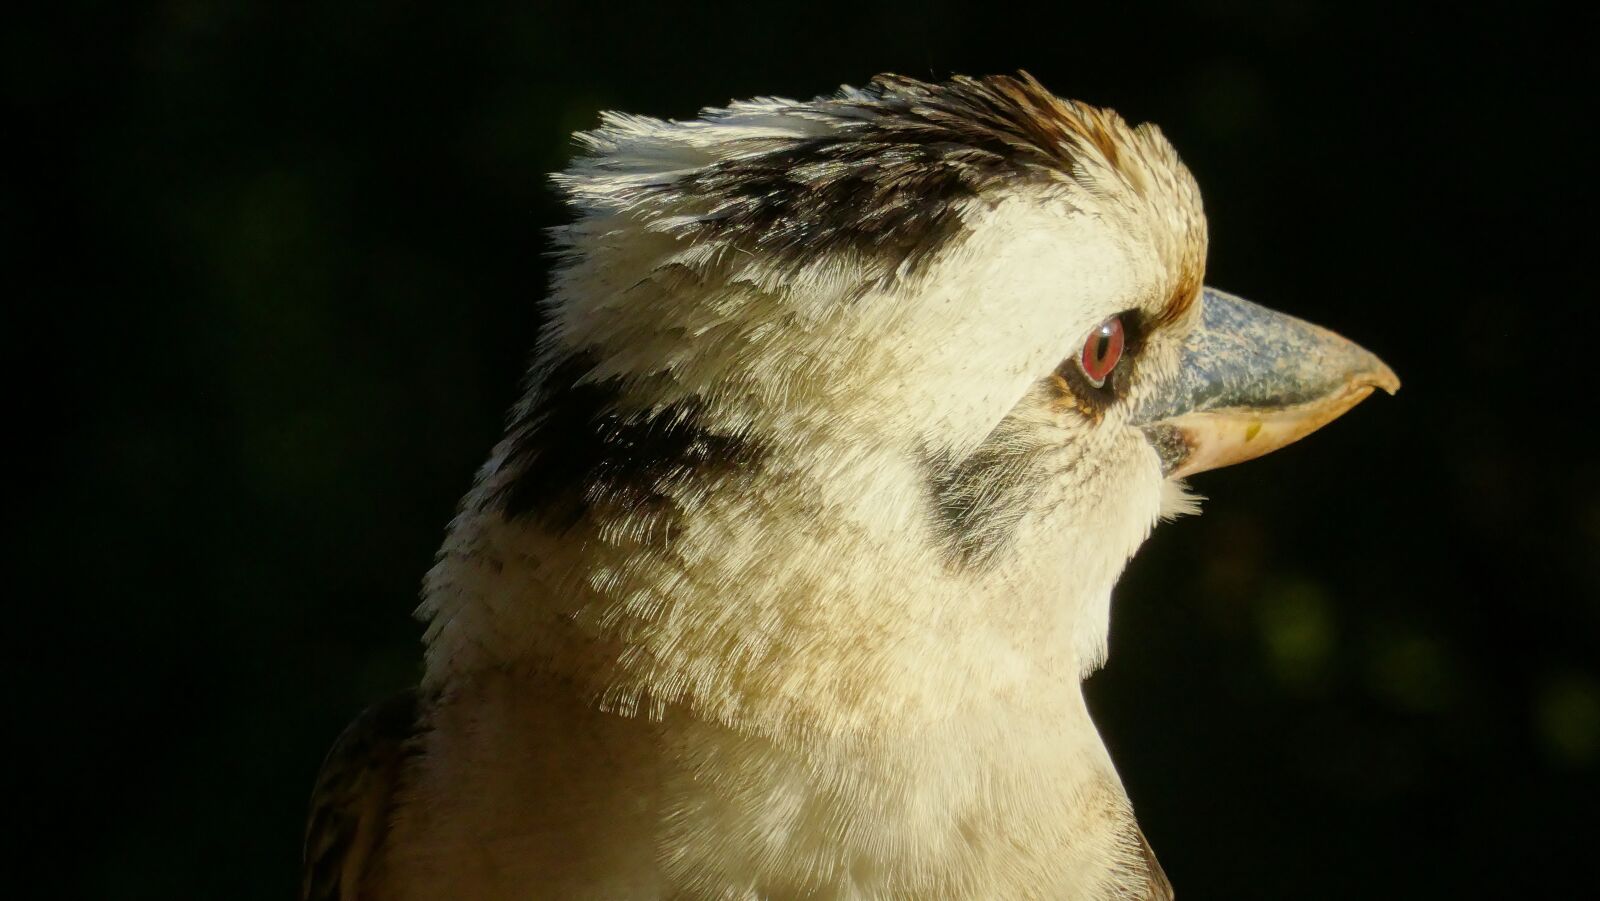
[1079,316,1125,387]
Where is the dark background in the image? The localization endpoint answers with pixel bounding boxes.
[13,1,1596,898]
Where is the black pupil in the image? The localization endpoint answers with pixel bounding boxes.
[1094,332,1111,363]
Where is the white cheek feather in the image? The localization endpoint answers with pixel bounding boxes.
[1159,477,1205,520]
[842,195,1150,455]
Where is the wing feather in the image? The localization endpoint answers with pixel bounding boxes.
[301,690,421,901]
[1138,825,1176,901]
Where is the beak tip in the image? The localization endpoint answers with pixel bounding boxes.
[1363,359,1401,397]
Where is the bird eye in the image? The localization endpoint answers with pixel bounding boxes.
[1079,316,1125,388]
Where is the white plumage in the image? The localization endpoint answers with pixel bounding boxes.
[303,72,1395,900]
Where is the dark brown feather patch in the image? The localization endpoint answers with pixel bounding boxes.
[489,353,766,540]
[301,690,424,901]
[567,72,1202,294]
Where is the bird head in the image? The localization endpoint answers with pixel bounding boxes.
[422,73,1396,737]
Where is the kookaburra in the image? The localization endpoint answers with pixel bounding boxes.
[303,72,1397,900]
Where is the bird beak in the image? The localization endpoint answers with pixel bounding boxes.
[1133,287,1400,478]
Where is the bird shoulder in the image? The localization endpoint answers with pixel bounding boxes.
[301,689,423,901]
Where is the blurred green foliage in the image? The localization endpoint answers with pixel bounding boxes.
[11,1,1594,898]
